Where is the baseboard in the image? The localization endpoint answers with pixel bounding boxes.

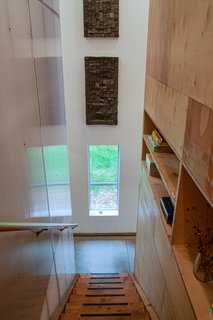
[74,232,136,238]
[74,233,136,241]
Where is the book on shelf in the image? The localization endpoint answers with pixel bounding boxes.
[145,153,160,177]
[148,129,173,153]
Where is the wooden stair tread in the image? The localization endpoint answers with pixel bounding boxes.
[75,282,135,289]
[79,273,129,278]
[73,288,137,295]
[61,315,150,320]
[65,312,147,317]
[60,273,151,320]
[66,302,145,312]
[69,294,141,304]
[77,277,130,283]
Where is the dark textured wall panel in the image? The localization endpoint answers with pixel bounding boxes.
[85,57,118,125]
[83,0,119,37]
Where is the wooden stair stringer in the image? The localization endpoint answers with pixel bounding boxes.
[60,273,152,320]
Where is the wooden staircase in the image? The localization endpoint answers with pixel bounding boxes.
[60,273,151,320]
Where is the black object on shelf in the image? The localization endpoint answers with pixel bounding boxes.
[160,197,174,224]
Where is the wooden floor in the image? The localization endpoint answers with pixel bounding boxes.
[60,273,151,320]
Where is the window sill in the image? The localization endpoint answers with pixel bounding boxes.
[89,210,119,217]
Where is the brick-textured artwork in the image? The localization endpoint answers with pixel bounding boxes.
[83,0,119,37]
[85,57,119,125]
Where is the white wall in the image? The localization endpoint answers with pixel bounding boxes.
[0,1,75,319]
[60,0,149,233]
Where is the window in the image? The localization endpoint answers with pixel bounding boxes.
[88,145,119,216]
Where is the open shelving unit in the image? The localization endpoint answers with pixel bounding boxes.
[141,111,180,235]
[141,160,172,238]
[142,111,180,202]
[143,134,179,203]
[171,165,213,318]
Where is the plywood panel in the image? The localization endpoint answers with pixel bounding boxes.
[147,0,213,110]
[146,0,173,84]
[135,165,196,319]
[155,220,196,320]
[183,100,213,206]
[168,0,213,110]
[172,165,213,245]
[144,76,188,158]
[134,166,165,317]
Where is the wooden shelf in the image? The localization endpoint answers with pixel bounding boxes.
[143,134,180,203]
[142,161,172,238]
[173,244,213,320]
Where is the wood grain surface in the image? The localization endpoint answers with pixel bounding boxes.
[147,0,213,110]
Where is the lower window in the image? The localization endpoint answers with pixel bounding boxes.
[88,145,119,216]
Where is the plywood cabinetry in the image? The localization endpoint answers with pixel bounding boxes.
[171,167,213,319]
[135,1,213,319]
[135,165,166,317]
[136,120,213,319]
[147,0,213,110]
[155,219,196,320]
[135,164,196,320]
[135,160,213,319]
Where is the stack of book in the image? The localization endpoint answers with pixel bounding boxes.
[148,129,173,153]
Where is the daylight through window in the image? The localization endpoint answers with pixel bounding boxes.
[88,145,119,216]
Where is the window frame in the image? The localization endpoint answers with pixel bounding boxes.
[88,145,120,215]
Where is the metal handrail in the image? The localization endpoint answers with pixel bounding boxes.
[0,222,78,235]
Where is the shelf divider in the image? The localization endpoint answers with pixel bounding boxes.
[142,161,172,238]
[143,134,180,203]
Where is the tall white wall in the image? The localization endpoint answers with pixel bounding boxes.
[60,0,149,233]
[0,1,75,319]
